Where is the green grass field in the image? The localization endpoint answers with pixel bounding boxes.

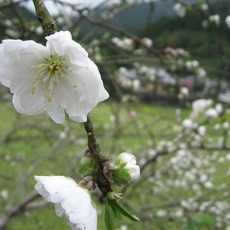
[0,100,229,230]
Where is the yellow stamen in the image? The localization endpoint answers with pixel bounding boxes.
[30,54,72,102]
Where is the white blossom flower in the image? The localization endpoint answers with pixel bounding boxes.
[59,131,67,139]
[182,119,194,129]
[202,20,209,29]
[190,98,213,120]
[141,37,153,48]
[192,99,212,113]
[34,175,97,230]
[120,225,128,230]
[0,31,109,124]
[185,60,199,70]
[35,26,43,35]
[0,189,8,199]
[181,87,189,96]
[214,124,221,130]
[204,181,213,189]
[196,67,206,78]
[111,37,134,51]
[218,90,230,103]
[118,152,140,180]
[173,3,186,18]
[205,108,218,119]
[113,152,140,185]
[223,122,229,129]
[198,125,206,136]
[174,209,184,218]
[178,86,189,99]
[199,174,208,183]
[226,153,230,161]
[209,14,220,26]
[133,79,141,91]
[4,19,13,27]
[215,103,223,114]
[200,3,208,11]
[156,210,167,217]
[225,15,230,29]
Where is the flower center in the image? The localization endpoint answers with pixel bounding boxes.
[30,54,73,102]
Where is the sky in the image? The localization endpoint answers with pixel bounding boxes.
[22,0,108,14]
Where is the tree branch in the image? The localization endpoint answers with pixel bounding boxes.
[32,0,58,36]
[84,116,112,198]
[0,192,40,230]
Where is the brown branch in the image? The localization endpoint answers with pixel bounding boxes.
[81,13,162,56]
[0,192,40,230]
[84,116,112,198]
[32,0,58,36]
[0,0,27,10]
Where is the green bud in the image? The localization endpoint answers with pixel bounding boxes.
[112,162,131,186]
[107,192,115,200]
[112,152,140,186]
[78,156,95,177]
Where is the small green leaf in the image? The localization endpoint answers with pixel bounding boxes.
[109,200,123,220]
[108,199,140,222]
[78,157,94,177]
[104,199,114,230]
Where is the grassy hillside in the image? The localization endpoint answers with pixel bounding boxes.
[1,99,230,229]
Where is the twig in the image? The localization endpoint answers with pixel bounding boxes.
[32,0,58,36]
[0,192,39,230]
[83,116,112,198]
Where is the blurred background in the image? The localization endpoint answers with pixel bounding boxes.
[0,0,230,229]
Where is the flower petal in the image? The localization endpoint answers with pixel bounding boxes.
[85,59,109,102]
[0,39,48,92]
[46,31,88,67]
[34,176,97,230]
[69,115,87,123]
[56,60,108,119]
[34,176,75,202]
[12,88,47,115]
[69,207,97,230]
[47,100,65,124]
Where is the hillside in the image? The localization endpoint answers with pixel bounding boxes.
[108,1,175,32]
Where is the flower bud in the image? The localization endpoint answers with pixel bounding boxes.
[226,15,230,29]
[113,152,140,186]
[173,3,186,18]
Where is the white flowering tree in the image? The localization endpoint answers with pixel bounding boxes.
[0,0,230,230]
[0,0,141,229]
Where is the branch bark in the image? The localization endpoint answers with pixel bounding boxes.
[32,0,58,36]
[0,192,40,230]
[84,116,112,198]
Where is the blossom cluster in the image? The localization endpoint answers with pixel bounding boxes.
[115,53,206,100]
[134,98,230,228]
[172,0,230,31]
[164,47,206,78]
[111,36,152,52]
